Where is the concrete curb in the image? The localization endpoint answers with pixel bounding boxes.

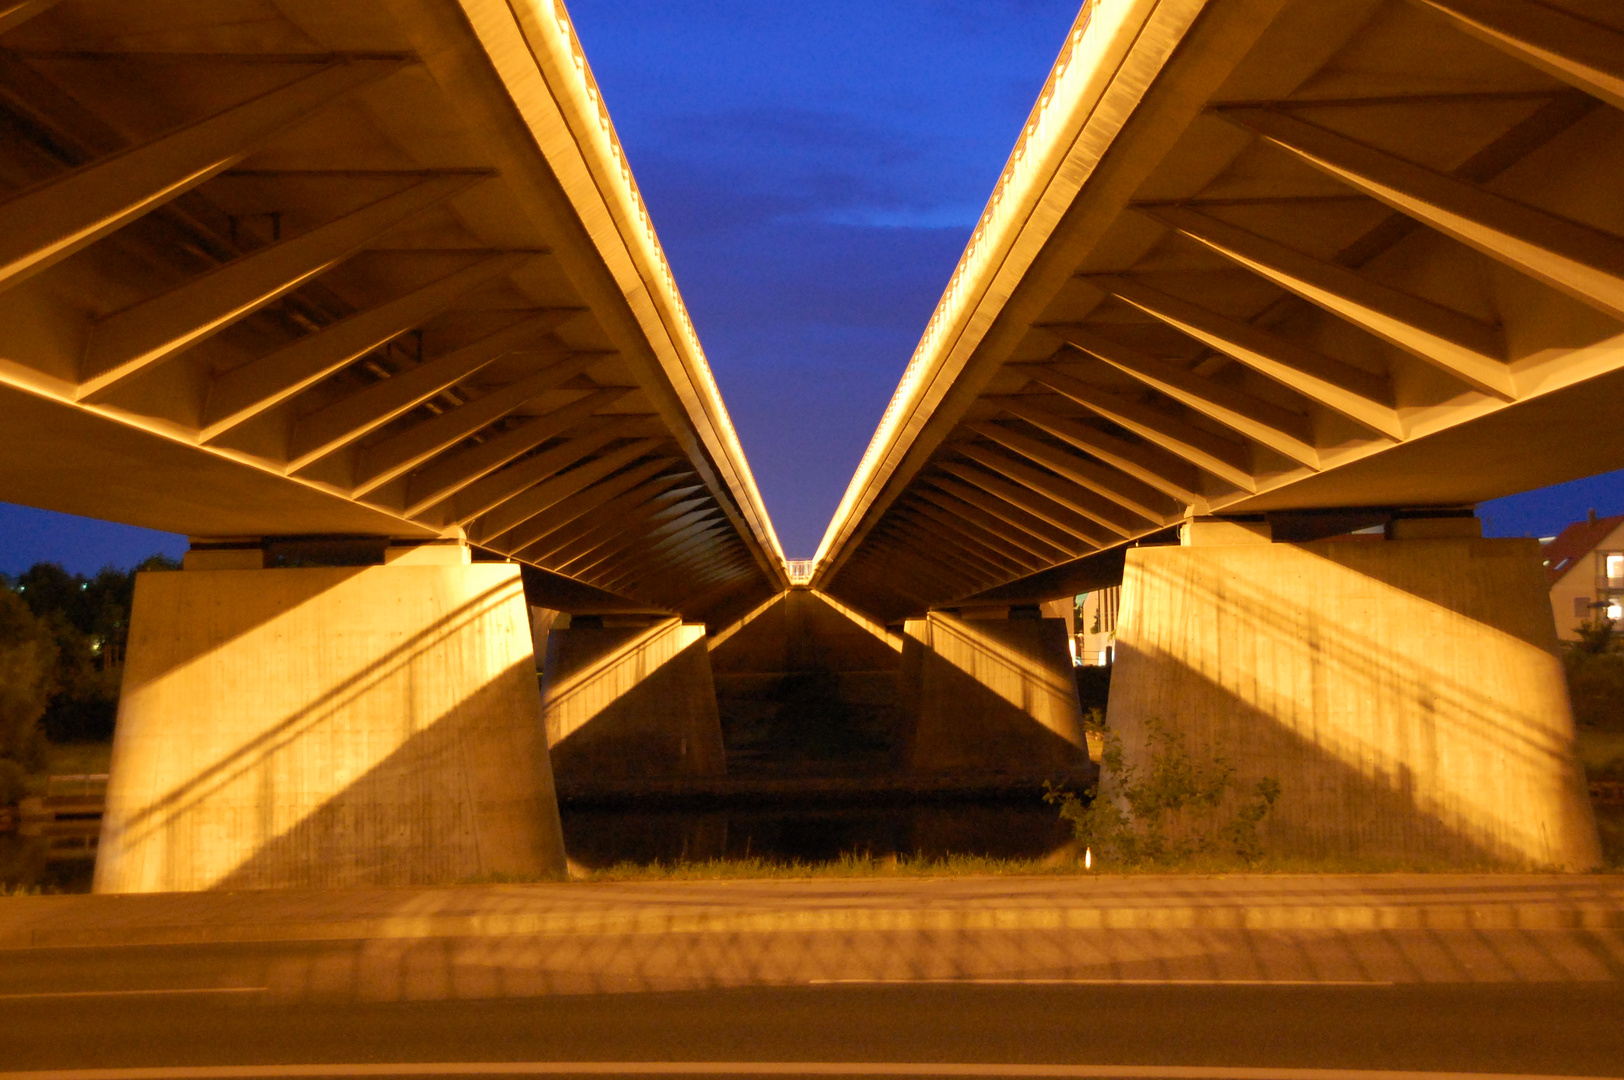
[9,889,1624,948]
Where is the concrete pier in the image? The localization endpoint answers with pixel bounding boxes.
[95,558,566,892]
[541,617,727,780]
[1108,527,1602,869]
[901,611,1088,776]
[709,589,905,774]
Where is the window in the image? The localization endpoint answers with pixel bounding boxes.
[1610,599,1623,621]
[1609,554,1624,583]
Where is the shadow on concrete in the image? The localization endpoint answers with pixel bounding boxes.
[544,622,726,781]
[710,591,904,776]
[120,566,364,681]
[97,571,562,891]
[905,614,1090,779]
[1108,541,1600,866]
[214,663,554,889]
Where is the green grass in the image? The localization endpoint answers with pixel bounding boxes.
[552,848,1546,883]
[572,853,1063,882]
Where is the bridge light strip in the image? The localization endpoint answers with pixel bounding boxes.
[508,0,785,569]
[815,0,1139,572]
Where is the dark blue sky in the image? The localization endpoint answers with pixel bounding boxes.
[2,0,1621,574]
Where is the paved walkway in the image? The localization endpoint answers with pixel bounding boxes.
[2,875,1621,1000]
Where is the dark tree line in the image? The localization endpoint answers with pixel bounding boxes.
[0,556,178,802]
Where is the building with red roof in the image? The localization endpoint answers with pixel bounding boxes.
[1542,510,1624,640]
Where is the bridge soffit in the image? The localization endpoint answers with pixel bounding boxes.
[0,0,781,618]
[816,0,1624,622]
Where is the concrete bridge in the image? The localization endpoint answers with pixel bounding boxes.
[0,0,1615,885]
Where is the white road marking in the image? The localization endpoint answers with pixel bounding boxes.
[805,979,1394,987]
[0,1064,1618,1080]
[0,987,265,1000]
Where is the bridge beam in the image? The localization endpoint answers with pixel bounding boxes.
[475,459,684,548]
[399,389,635,517]
[562,508,714,583]
[1219,107,1624,327]
[966,419,1180,524]
[286,312,573,470]
[1142,204,1516,401]
[937,460,1114,548]
[1046,326,1322,469]
[350,350,611,496]
[953,441,1149,537]
[79,173,482,398]
[507,477,697,562]
[988,395,1208,508]
[96,545,567,891]
[1014,361,1260,491]
[0,58,407,298]
[0,0,61,34]
[1410,0,1624,112]
[1090,274,1404,439]
[913,486,1074,564]
[446,435,667,529]
[895,505,1042,576]
[1105,512,1602,869]
[200,252,535,440]
[925,475,1086,556]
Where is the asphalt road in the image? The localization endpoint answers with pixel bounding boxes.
[1,941,1623,1078]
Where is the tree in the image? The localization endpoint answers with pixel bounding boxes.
[0,589,55,803]
[6,555,178,744]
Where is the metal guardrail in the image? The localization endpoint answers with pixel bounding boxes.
[785,559,814,584]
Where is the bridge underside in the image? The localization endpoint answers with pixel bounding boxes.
[0,0,1615,883]
[0,0,798,888]
[810,0,1618,870]
[815,0,1624,621]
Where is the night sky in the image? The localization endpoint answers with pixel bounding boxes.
[2,0,1621,576]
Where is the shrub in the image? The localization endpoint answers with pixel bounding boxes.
[1046,719,1280,867]
[0,589,54,783]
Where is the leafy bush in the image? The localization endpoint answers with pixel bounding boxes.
[0,589,54,790]
[0,759,26,806]
[1561,618,1624,732]
[1565,649,1624,732]
[1046,719,1280,866]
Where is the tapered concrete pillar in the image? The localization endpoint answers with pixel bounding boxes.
[95,553,567,892]
[542,617,726,779]
[1108,522,1602,869]
[901,611,1089,775]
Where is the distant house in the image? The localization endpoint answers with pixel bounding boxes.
[1074,587,1120,666]
[1543,510,1624,640]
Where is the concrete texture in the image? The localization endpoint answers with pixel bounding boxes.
[1109,538,1603,870]
[2,875,1621,999]
[94,564,567,892]
[709,590,904,774]
[542,619,726,779]
[902,613,1088,776]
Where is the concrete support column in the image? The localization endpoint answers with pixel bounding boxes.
[901,609,1089,776]
[1108,515,1602,869]
[542,617,726,780]
[95,545,567,891]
